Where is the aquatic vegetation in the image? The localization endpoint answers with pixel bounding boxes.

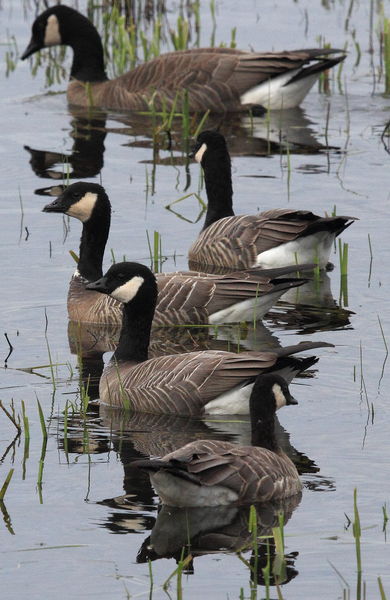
[383,18,390,95]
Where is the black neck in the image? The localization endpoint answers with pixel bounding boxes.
[69,27,108,82]
[251,415,278,452]
[114,297,156,363]
[78,211,110,281]
[201,152,234,231]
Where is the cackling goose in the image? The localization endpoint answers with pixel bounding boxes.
[133,373,302,505]
[86,260,333,414]
[22,6,345,112]
[43,181,312,326]
[188,130,356,271]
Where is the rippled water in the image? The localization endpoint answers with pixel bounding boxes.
[1,1,390,599]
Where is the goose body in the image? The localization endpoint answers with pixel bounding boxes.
[188,131,356,271]
[22,6,346,112]
[43,182,310,326]
[86,261,332,415]
[133,373,302,506]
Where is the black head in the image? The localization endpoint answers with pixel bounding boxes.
[42,181,109,223]
[250,373,297,418]
[86,262,158,305]
[190,130,229,164]
[21,6,93,59]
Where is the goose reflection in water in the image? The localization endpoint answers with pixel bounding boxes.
[266,271,354,335]
[136,499,300,587]
[25,110,107,182]
[24,104,337,190]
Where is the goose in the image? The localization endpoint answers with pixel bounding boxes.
[132,373,302,506]
[86,260,332,414]
[43,181,312,326]
[188,130,356,271]
[21,5,346,113]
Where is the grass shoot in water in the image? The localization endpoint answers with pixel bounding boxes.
[5,32,18,76]
[248,505,259,591]
[378,577,388,600]
[382,503,388,538]
[146,230,165,273]
[338,239,349,307]
[63,400,69,464]
[272,512,287,586]
[0,469,14,500]
[162,547,192,598]
[383,18,390,95]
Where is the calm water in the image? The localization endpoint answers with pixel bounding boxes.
[1,1,389,599]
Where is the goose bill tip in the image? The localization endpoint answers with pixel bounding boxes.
[21,41,41,60]
[86,278,107,293]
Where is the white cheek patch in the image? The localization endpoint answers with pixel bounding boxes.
[111,276,144,303]
[194,143,207,163]
[44,14,61,46]
[272,383,287,409]
[66,192,98,222]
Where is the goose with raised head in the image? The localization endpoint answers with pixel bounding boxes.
[133,373,302,506]
[43,181,311,326]
[86,261,333,414]
[188,130,356,271]
[21,6,346,112]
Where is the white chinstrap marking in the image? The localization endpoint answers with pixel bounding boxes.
[195,143,207,163]
[66,192,98,222]
[111,276,144,303]
[272,383,287,409]
[44,14,61,47]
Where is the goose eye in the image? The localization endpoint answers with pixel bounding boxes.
[71,192,81,200]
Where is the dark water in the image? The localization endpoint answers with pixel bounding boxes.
[1,1,390,598]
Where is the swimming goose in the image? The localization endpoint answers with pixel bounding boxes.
[188,130,356,271]
[132,373,302,505]
[43,181,311,326]
[21,5,345,112]
[86,260,332,414]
